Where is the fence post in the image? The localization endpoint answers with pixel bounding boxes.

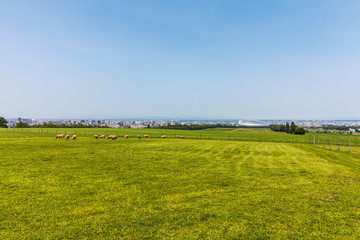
[349,139,351,152]
[330,139,332,150]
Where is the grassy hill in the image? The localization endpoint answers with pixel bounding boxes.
[1,130,360,239]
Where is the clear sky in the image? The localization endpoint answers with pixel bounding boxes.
[1,0,360,119]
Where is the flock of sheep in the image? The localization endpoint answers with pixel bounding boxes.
[55,134,185,140]
[55,134,76,140]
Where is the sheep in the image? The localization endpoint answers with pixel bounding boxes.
[107,135,117,140]
[137,135,141,139]
[56,134,64,139]
[181,136,184,139]
[65,135,70,140]
[144,135,149,138]
[99,135,105,139]
[94,135,98,139]
[161,135,166,139]
[124,135,129,139]
[72,135,76,140]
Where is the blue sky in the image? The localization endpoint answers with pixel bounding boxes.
[1,0,360,119]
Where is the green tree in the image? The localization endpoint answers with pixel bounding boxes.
[290,121,296,134]
[285,122,290,133]
[15,121,30,128]
[279,125,286,132]
[0,117,7,128]
[294,127,306,135]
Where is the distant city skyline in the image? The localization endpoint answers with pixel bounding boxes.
[1,1,360,119]
[6,116,360,122]
[5,117,360,129]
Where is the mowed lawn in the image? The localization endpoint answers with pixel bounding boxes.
[1,133,360,239]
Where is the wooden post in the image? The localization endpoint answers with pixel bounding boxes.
[330,139,332,150]
[349,139,351,152]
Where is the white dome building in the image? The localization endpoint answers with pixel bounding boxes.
[238,120,269,127]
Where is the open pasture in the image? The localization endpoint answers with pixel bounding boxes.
[1,130,360,239]
[2,127,360,147]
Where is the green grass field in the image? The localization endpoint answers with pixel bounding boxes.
[1,129,360,239]
[2,127,360,146]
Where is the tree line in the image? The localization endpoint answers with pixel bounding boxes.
[321,125,356,131]
[269,122,306,135]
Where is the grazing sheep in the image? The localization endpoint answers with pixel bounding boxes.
[181,136,184,139]
[176,135,179,139]
[161,135,166,139]
[124,135,128,139]
[94,135,98,139]
[56,134,64,139]
[107,135,117,140]
[144,135,149,138]
[137,135,141,139]
[99,135,105,139]
[65,135,70,140]
[72,135,76,140]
